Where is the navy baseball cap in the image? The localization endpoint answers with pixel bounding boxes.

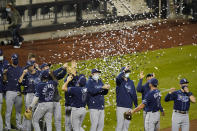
[11,54,18,60]
[40,70,50,79]
[146,73,153,78]
[24,61,34,69]
[40,63,51,69]
[180,78,189,84]
[120,67,131,73]
[149,78,158,87]
[91,69,101,74]
[0,49,3,56]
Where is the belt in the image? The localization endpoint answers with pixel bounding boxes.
[174,110,188,114]
[146,110,159,113]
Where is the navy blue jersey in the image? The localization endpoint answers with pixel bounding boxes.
[5,65,23,92]
[87,77,108,110]
[64,74,80,106]
[53,67,67,80]
[22,71,41,93]
[142,89,163,112]
[165,90,191,111]
[35,80,58,103]
[137,79,150,100]
[68,86,87,108]
[116,72,138,108]
[0,60,9,93]
[51,67,67,102]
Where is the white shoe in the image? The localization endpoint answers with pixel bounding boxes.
[19,42,22,45]
[13,45,21,48]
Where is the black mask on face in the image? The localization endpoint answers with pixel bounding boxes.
[181,85,188,90]
[12,59,18,65]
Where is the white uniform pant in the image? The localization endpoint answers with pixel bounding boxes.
[172,110,189,131]
[89,109,104,131]
[116,107,131,131]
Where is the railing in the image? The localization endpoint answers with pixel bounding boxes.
[0,0,160,38]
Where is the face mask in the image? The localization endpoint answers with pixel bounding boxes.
[12,59,18,65]
[92,74,99,81]
[30,60,35,64]
[181,85,188,90]
[0,56,3,61]
[125,73,130,78]
[6,8,11,12]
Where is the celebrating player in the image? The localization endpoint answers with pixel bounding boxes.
[116,66,138,131]
[137,72,164,129]
[18,61,41,131]
[87,69,110,131]
[0,49,9,131]
[4,54,23,130]
[41,62,68,131]
[27,69,58,131]
[124,78,164,131]
[165,78,196,131]
[64,60,81,131]
[62,74,87,131]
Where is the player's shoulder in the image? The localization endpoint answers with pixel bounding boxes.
[174,90,181,94]
[128,79,134,83]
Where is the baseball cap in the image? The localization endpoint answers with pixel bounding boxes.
[40,70,50,79]
[120,67,131,73]
[180,78,189,84]
[11,54,18,60]
[91,69,101,74]
[149,78,158,87]
[24,61,34,69]
[146,73,153,78]
[0,49,3,56]
[40,63,51,69]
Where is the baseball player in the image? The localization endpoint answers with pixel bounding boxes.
[27,53,41,71]
[127,78,164,131]
[41,62,68,131]
[64,61,81,131]
[4,54,23,130]
[165,78,196,131]
[137,72,164,129]
[87,69,110,131]
[18,61,41,131]
[0,49,9,131]
[62,74,87,131]
[27,69,58,131]
[116,66,138,131]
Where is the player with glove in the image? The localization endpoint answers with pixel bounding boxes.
[124,78,164,131]
[116,66,138,131]
[26,69,58,131]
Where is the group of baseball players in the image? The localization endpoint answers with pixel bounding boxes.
[0,49,196,131]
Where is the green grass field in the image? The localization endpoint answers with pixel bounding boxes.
[2,44,197,131]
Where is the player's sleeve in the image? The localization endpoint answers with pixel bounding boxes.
[131,81,138,107]
[87,80,104,95]
[53,67,67,80]
[142,93,150,105]
[136,79,144,93]
[116,72,125,86]
[35,84,41,97]
[100,81,108,95]
[4,60,9,69]
[165,92,177,102]
[67,87,75,95]
[21,74,27,86]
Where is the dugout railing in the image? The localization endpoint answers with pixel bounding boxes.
[0,0,169,38]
